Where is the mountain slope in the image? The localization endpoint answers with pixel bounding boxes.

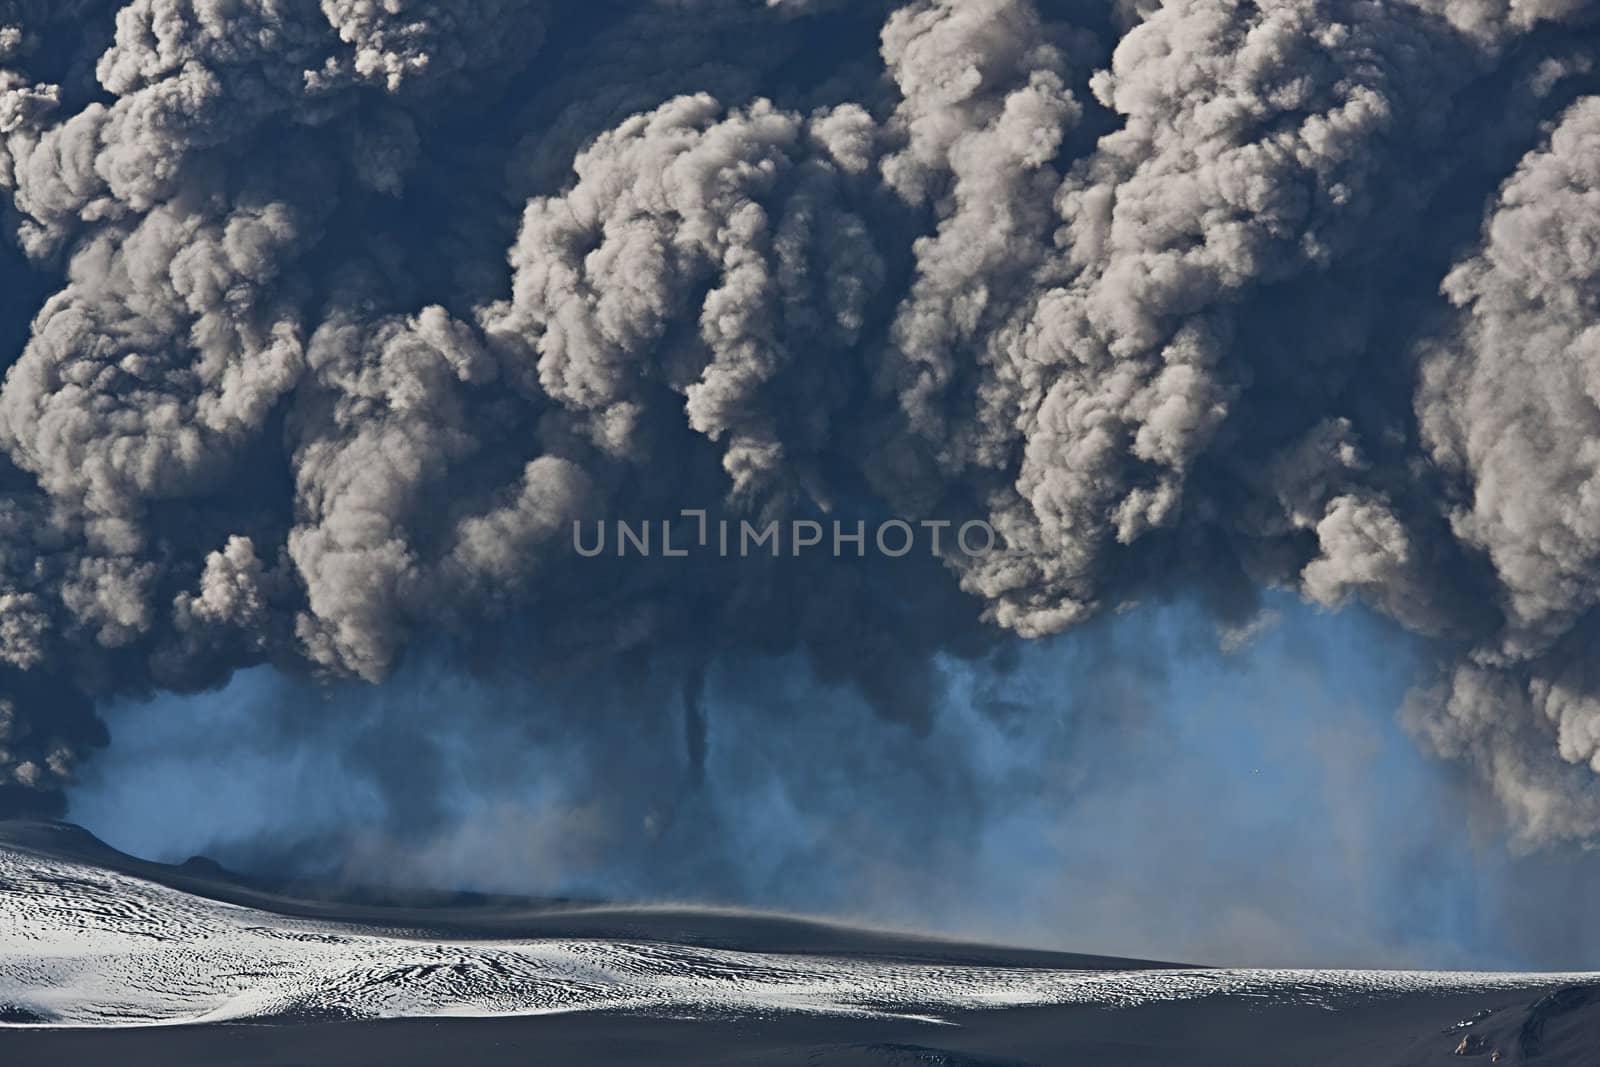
[0,822,1595,1064]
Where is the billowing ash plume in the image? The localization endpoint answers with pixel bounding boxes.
[3,0,1600,848]
[1405,97,1600,840]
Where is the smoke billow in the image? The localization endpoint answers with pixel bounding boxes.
[3,0,1600,864]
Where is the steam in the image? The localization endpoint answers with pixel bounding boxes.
[71,596,1600,969]
[1,0,1600,860]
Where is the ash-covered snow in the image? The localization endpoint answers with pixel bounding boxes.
[0,844,1590,1028]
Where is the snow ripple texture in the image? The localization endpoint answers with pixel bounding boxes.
[0,845,1590,1028]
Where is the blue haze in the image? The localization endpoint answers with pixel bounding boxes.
[66,595,1588,969]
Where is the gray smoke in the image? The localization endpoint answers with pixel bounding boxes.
[1406,96,1600,841]
[1,0,1600,854]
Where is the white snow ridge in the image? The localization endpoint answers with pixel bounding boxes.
[0,842,1590,1029]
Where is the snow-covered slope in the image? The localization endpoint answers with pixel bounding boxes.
[0,841,1592,1029]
